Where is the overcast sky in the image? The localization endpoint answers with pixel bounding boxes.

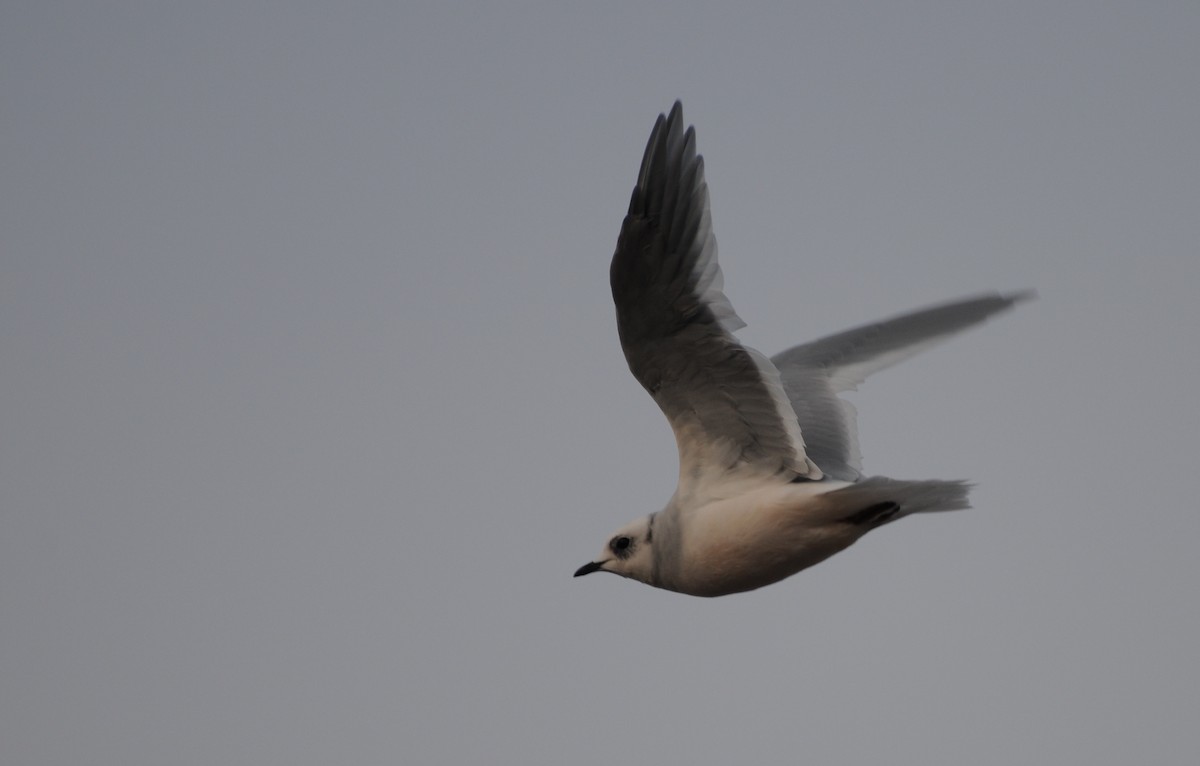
[3,2,1198,764]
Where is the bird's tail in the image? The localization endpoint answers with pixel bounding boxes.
[821,476,971,526]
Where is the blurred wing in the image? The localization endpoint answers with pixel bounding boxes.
[771,292,1034,480]
[610,102,822,498]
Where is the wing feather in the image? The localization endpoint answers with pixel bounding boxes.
[771,292,1034,480]
[611,102,821,496]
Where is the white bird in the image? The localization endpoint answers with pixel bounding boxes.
[574,102,1031,597]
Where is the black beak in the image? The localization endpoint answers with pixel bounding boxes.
[574,561,604,577]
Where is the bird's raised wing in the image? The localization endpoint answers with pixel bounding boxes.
[610,102,822,498]
[771,292,1035,480]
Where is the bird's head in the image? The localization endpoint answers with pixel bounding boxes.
[574,514,656,585]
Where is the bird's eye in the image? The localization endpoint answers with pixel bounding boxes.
[610,536,634,558]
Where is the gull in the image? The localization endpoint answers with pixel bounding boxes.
[574,102,1031,597]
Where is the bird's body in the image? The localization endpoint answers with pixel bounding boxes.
[574,102,1029,597]
[659,480,856,597]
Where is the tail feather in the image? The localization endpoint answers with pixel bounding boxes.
[821,476,971,526]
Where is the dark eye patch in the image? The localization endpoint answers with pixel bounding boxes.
[610,535,634,559]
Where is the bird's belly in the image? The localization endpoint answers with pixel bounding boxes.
[676,488,858,597]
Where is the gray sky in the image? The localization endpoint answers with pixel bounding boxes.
[2,2,1198,763]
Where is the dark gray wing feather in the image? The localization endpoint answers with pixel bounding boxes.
[611,103,821,491]
[771,292,1034,480]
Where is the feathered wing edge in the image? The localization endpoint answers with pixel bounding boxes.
[772,292,1033,480]
[614,102,821,487]
[630,102,745,336]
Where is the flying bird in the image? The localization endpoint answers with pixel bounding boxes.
[574,102,1030,597]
